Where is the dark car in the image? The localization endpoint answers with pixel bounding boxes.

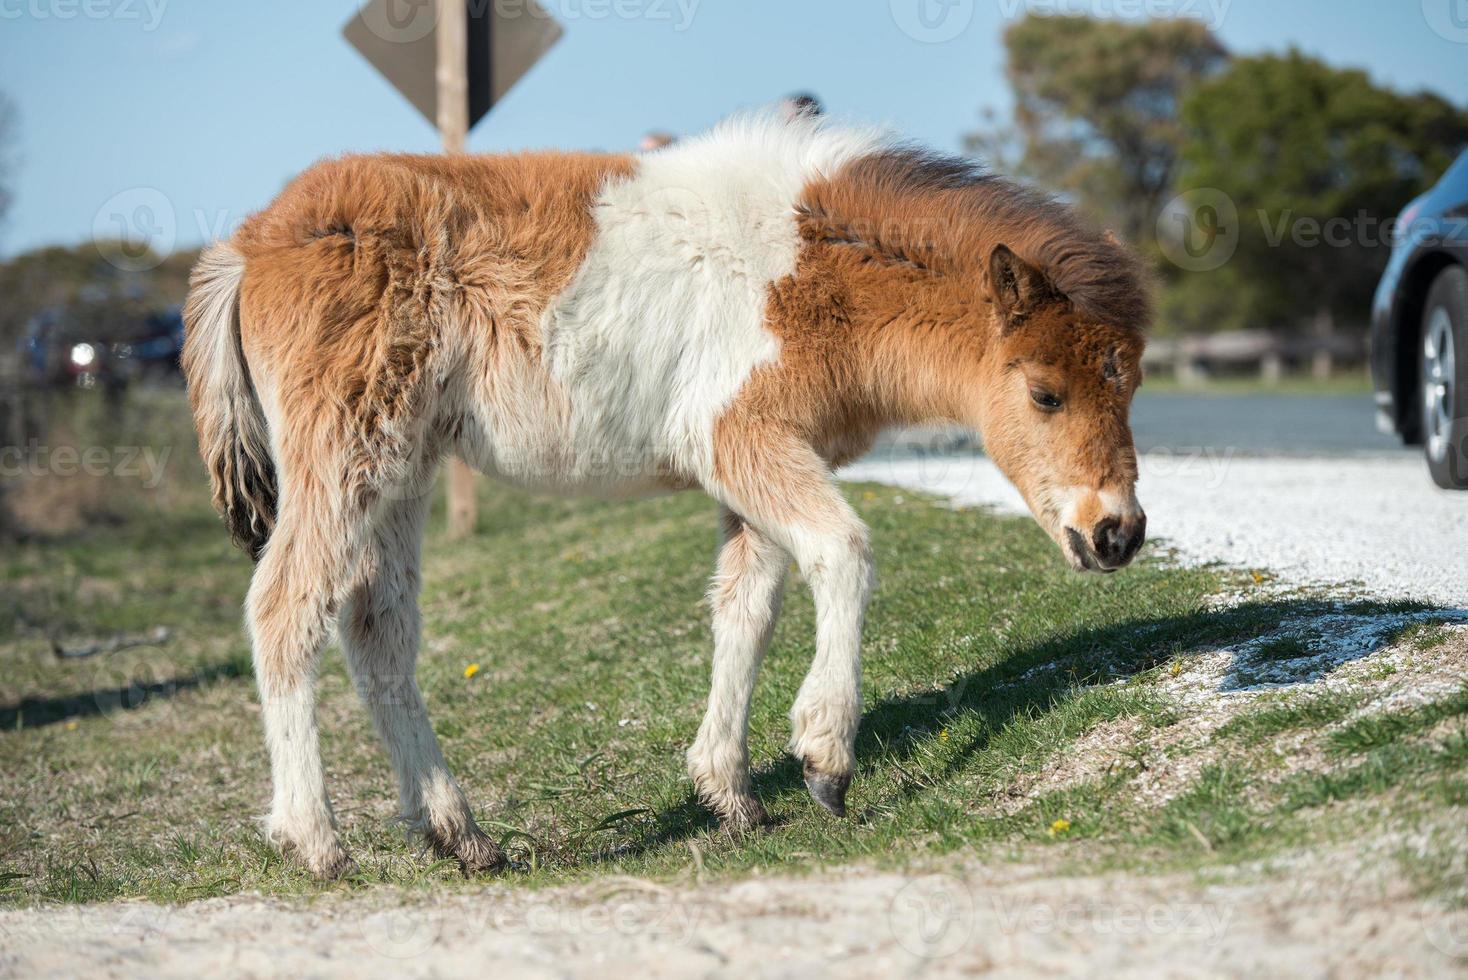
[20,305,185,390]
[1371,150,1468,489]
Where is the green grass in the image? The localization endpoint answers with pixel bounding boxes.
[1,392,1464,907]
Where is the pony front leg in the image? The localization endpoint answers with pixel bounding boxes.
[687,508,789,830]
[711,433,874,818]
[783,520,873,816]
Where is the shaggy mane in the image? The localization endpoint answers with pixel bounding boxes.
[800,144,1153,331]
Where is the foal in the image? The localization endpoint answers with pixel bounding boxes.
[183,113,1149,877]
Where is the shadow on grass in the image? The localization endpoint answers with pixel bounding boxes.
[638,594,1451,852]
[0,659,249,730]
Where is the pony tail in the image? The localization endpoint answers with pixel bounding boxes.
[181,242,277,561]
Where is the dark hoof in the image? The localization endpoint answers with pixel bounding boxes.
[803,761,851,817]
[428,827,508,876]
[718,796,772,835]
[316,853,359,881]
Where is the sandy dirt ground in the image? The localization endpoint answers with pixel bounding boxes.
[3,852,1466,979]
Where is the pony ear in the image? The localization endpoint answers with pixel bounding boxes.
[987,244,1051,323]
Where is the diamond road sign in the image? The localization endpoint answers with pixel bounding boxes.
[344,0,564,131]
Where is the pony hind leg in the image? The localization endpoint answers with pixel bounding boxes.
[687,507,789,831]
[339,488,506,874]
[245,454,372,878]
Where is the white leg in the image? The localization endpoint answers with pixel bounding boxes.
[339,492,505,873]
[781,519,873,815]
[245,475,364,878]
[687,508,789,829]
[711,434,874,816]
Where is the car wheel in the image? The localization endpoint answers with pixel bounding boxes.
[1422,265,1468,489]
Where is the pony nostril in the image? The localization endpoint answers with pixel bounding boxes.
[1122,514,1147,562]
[1093,517,1123,563]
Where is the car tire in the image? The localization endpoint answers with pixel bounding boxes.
[1421,265,1468,489]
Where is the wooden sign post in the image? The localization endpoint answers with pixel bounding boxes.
[435,0,476,537]
[344,0,564,537]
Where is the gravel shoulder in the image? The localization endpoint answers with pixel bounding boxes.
[3,851,1465,979]
[843,450,1468,609]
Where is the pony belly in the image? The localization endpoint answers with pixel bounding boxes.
[454,406,696,498]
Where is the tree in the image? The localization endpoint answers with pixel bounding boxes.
[1169,49,1468,336]
[968,14,1226,249]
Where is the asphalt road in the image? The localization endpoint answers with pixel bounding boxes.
[1130,392,1406,457]
[872,393,1410,460]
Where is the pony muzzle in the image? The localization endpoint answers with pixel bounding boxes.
[1064,511,1146,573]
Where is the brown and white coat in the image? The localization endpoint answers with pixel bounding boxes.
[183,112,1150,877]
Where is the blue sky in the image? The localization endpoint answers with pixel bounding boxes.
[2,0,1466,257]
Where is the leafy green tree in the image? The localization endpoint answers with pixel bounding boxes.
[1170,49,1468,336]
[968,14,1226,249]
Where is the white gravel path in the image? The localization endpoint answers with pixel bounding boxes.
[3,855,1464,978]
[842,451,1468,610]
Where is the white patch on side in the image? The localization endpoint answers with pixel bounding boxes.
[539,112,885,485]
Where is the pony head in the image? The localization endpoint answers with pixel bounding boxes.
[974,244,1147,573]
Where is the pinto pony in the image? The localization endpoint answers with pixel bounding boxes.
[183,114,1149,878]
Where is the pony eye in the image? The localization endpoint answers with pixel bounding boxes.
[1030,388,1063,411]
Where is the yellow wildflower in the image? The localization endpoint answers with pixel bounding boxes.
[463,663,480,680]
[1048,818,1071,836]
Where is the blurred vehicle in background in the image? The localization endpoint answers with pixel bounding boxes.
[20,304,184,391]
[1372,149,1468,489]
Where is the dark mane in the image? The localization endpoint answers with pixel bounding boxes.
[800,145,1153,331]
